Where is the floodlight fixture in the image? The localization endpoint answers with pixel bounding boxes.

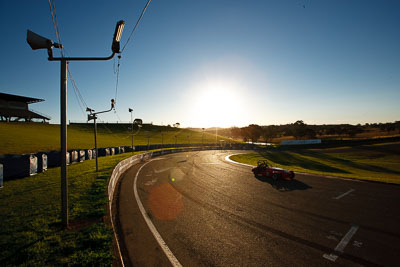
[128,108,133,113]
[112,20,125,54]
[27,30,62,58]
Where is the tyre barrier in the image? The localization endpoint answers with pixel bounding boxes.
[37,153,48,173]
[99,148,110,157]
[79,150,85,162]
[47,151,70,168]
[85,149,93,161]
[0,154,38,179]
[70,150,79,164]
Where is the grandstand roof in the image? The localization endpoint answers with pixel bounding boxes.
[0,92,44,104]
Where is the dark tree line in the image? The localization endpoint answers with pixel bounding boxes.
[219,121,400,143]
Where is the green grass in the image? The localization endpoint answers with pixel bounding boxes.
[230,142,400,184]
[0,122,234,155]
[0,152,141,266]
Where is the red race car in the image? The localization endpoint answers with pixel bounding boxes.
[252,160,295,180]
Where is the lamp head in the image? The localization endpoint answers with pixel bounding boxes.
[112,20,125,54]
[128,108,133,112]
[111,99,115,109]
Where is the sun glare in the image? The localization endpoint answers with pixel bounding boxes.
[189,80,247,128]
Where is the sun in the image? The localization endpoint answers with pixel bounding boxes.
[189,79,247,128]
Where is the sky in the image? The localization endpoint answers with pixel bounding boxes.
[0,0,399,128]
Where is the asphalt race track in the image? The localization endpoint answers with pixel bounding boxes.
[114,150,400,266]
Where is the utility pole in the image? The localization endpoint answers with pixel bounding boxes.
[27,21,125,229]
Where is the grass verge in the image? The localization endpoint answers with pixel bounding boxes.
[230,142,400,184]
[0,152,144,266]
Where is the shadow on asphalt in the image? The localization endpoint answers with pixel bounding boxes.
[255,175,312,192]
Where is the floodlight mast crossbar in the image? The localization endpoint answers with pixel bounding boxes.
[27,20,125,230]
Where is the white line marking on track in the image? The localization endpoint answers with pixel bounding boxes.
[333,189,355,200]
[323,225,359,262]
[134,159,182,267]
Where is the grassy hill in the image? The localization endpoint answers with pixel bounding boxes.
[0,122,234,155]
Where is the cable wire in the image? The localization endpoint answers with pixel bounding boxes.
[121,0,152,53]
[48,0,89,119]
[48,0,64,57]
[114,55,121,103]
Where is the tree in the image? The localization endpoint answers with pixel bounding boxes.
[243,124,262,143]
[262,126,277,142]
[304,128,317,139]
[230,127,242,139]
[292,120,307,139]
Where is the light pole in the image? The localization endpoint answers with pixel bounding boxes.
[27,20,125,229]
[129,108,133,153]
[87,99,115,172]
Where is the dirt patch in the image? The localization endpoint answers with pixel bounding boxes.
[65,217,102,232]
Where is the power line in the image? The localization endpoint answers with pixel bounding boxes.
[114,108,122,123]
[68,69,88,117]
[48,0,63,57]
[113,0,151,111]
[114,55,121,103]
[48,0,89,118]
[121,0,152,53]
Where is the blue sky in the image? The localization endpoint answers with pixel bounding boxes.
[0,0,399,127]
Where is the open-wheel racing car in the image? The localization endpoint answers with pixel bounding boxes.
[252,160,295,181]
